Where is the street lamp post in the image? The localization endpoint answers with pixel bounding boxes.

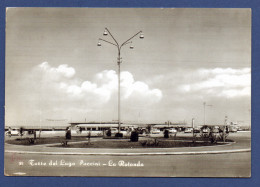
[98,28,144,134]
[203,102,213,126]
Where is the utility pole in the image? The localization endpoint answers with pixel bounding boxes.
[203,102,213,125]
[223,115,228,142]
[192,118,195,143]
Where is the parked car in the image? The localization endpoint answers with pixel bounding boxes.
[5,128,20,136]
[168,128,177,133]
[110,128,118,134]
[193,128,200,133]
[184,128,193,133]
[202,128,210,133]
[230,126,238,133]
[151,128,161,134]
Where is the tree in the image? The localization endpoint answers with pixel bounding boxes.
[164,130,169,138]
[219,126,229,142]
[106,129,112,137]
[147,124,152,134]
[19,127,24,138]
[200,125,210,138]
[130,130,139,142]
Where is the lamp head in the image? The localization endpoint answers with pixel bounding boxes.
[140,32,144,39]
[103,30,108,36]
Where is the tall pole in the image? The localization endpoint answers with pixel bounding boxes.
[203,102,206,126]
[223,115,228,142]
[203,102,212,126]
[98,28,143,134]
[117,51,121,133]
[192,118,195,143]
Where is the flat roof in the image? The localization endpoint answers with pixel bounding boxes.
[73,123,138,127]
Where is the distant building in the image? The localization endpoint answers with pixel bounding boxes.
[151,122,188,130]
[69,121,138,131]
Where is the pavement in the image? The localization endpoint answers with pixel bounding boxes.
[4,131,251,177]
[5,131,251,155]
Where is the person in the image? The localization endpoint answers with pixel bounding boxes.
[87,131,91,144]
[33,130,36,140]
[226,126,229,134]
[7,127,12,137]
[65,127,71,140]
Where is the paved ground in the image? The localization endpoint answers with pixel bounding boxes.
[4,131,251,177]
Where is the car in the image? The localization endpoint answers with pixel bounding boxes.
[168,128,177,133]
[184,128,193,133]
[212,126,220,133]
[230,126,238,133]
[110,128,119,134]
[5,128,21,136]
[202,128,209,133]
[193,128,200,133]
[151,129,161,134]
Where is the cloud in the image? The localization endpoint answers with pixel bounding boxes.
[37,62,162,104]
[6,62,250,125]
[120,72,162,102]
[39,61,76,80]
[179,67,251,98]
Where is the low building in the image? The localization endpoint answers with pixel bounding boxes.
[69,122,138,131]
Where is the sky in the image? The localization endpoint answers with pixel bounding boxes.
[5,8,251,126]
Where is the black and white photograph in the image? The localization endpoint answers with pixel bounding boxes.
[4,8,251,177]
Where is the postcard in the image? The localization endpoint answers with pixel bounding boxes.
[4,8,251,177]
